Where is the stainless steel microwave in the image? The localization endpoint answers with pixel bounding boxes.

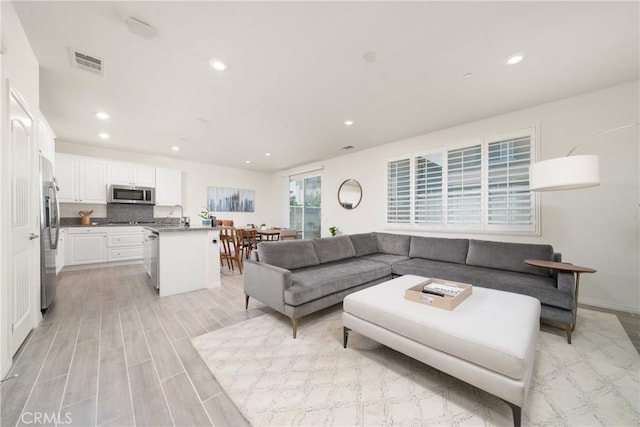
[108,185,155,205]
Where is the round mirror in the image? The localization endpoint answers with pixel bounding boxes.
[338,179,362,209]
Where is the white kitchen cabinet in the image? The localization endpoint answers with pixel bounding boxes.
[55,154,78,203]
[109,162,156,187]
[81,158,109,203]
[107,226,143,261]
[65,227,108,265]
[38,115,56,163]
[55,228,65,274]
[155,167,182,206]
[55,153,107,204]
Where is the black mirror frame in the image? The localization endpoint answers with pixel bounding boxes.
[338,179,362,210]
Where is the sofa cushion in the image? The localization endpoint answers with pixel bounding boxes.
[466,240,554,277]
[285,259,391,306]
[409,236,469,264]
[312,236,356,264]
[257,240,319,270]
[374,232,411,256]
[349,233,379,257]
[359,253,409,267]
[392,258,572,310]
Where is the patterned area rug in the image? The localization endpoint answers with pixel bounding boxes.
[192,307,639,426]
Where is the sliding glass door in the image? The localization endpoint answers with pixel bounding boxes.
[289,175,321,239]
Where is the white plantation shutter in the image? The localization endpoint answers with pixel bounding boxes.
[387,158,411,223]
[385,127,537,234]
[447,145,482,224]
[414,153,443,224]
[487,135,533,226]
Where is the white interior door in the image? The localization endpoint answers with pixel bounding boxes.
[9,89,36,356]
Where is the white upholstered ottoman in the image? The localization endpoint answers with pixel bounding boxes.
[342,275,540,427]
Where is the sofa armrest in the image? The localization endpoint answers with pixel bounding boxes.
[244,260,292,314]
[556,271,575,297]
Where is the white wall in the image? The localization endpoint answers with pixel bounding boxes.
[55,142,281,228]
[0,1,41,376]
[278,81,639,313]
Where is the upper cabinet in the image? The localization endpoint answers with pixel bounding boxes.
[55,154,78,202]
[109,162,155,187]
[155,168,182,206]
[55,153,108,204]
[37,114,56,163]
[55,153,181,206]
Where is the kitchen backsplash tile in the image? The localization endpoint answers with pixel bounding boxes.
[107,204,154,223]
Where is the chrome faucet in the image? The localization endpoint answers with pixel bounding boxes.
[172,204,185,225]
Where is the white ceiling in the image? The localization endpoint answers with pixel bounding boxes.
[13,1,639,172]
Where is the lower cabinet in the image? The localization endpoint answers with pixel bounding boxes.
[65,226,143,266]
[107,227,143,261]
[66,227,108,265]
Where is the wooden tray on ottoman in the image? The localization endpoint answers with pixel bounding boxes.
[405,278,472,310]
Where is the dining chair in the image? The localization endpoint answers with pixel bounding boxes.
[240,229,258,259]
[220,228,243,273]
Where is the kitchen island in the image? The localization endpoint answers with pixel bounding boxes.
[143,225,220,297]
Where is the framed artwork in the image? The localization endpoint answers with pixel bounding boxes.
[207,186,255,212]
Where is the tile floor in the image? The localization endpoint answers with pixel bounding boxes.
[1,264,268,427]
[1,264,639,426]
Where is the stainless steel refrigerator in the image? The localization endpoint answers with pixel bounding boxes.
[40,155,60,311]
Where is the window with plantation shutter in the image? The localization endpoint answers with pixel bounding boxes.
[487,135,533,228]
[385,127,537,234]
[386,158,411,223]
[414,153,443,224]
[447,145,482,225]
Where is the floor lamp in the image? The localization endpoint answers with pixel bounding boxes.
[528,123,638,342]
[529,123,639,191]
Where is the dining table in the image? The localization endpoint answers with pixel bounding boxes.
[257,228,282,241]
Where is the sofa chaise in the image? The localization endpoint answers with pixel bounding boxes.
[244,232,576,341]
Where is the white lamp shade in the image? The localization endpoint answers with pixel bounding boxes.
[529,154,600,191]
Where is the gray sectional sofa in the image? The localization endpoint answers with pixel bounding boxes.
[244,232,576,341]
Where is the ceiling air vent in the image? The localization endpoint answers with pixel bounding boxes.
[342,145,355,150]
[69,48,104,76]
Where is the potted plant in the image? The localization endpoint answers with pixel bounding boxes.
[198,210,216,226]
[329,226,338,236]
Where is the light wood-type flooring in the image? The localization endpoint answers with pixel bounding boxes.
[2,264,639,426]
[1,264,268,427]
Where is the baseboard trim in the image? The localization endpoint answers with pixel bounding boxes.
[579,297,640,315]
[61,260,142,272]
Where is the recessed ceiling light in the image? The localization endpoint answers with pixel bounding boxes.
[463,73,474,79]
[265,153,271,157]
[209,59,228,71]
[505,53,524,65]
[245,160,251,164]
[344,120,354,126]
[171,146,180,151]
[95,111,110,120]
[98,132,110,139]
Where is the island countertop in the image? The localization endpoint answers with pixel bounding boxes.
[144,225,219,233]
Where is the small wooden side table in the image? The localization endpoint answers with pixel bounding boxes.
[525,259,596,344]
